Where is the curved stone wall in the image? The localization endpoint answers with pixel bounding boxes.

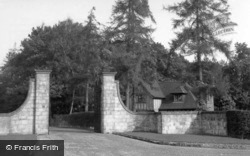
[101,72,228,136]
[0,70,51,135]
[101,72,158,133]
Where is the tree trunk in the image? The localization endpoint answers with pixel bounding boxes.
[195,2,203,82]
[195,2,204,110]
[85,82,89,112]
[93,80,102,132]
[132,84,135,111]
[198,52,203,82]
[69,88,75,114]
[126,83,130,110]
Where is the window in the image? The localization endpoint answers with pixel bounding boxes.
[174,94,184,102]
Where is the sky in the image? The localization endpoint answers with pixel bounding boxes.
[0,0,249,67]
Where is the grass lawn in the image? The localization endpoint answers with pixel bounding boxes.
[0,134,37,140]
[122,132,250,145]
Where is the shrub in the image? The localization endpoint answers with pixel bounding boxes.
[227,111,250,139]
[51,112,95,128]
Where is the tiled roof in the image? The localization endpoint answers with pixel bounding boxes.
[159,90,197,110]
[159,81,198,110]
[158,81,182,96]
[171,86,187,94]
[139,80,165,98]
[139,80,198,110]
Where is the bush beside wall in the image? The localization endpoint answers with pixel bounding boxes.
[51,112,95,128]
[227,111,250,139]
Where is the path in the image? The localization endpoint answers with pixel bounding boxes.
[38,127,250,156]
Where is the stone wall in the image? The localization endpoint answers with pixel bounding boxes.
[160,111,201,134]
[0,70,51,135]
[34,70,51,134]
[160,111,227,136]
[101,72,158,133]
[201,112,227,136]
[101,72,227,136]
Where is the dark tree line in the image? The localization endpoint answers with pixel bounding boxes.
[0,0,249,114]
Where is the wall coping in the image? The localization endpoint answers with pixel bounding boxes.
[102,72,117,76]
[160,111,199,115]
[35,69,52,74]
[159,111,227,115]
[115,81,158,116]
[201,111,227,114]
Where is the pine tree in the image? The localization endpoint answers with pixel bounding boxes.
[80,7,103,112]
[107,0,156,110]
[166,0,234,82]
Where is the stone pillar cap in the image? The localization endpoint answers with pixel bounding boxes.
[102,72,117,76]
[35,69,52,73]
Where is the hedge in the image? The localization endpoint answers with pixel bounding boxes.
[51,112,95,128]
[227,111,250,139]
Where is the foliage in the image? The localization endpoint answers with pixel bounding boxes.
[107,0,156,81]
[0,79,28,113]
[224,42,250,110]
[1,1,249,115]
[0,46,29,112]
[51,112,95,128]
[106,0,157,109]
[227,111,250,139]
[155,42,190,82]
[166,0,233,82]
[1,13,105,114]
[201,60,235,110]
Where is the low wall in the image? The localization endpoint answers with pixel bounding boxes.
[0,70,51,135]
[101,72,227,136]
[160,111,201,134]
[160,111,227,136]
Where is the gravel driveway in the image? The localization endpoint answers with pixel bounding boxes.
[38,127,250,156]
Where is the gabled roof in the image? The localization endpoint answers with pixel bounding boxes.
[138,80,198,110]
[158,81,198,110]
[139,80,165,98]
[171,86,187,94]
[159,81,182,96]
[159,90,197,110]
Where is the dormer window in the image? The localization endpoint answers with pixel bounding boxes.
[171,86,187,103]
[174,94,184,102]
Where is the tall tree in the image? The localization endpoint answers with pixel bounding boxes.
[78,7,104,112]
[166,0,233,82]
[224,42,250,110]
[106,0,156,110]
[1,17,105,114]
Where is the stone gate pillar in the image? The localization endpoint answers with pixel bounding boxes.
[101,72,117,133]
[34,70,51,134]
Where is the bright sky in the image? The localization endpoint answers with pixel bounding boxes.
[0,0,249,67]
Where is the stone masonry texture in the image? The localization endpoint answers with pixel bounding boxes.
[35,70,51,134]
[160,111,227,136]
[160,111,201,134]
[101,72,158,133]
[101,72,228,136]
[0,70,51,135]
